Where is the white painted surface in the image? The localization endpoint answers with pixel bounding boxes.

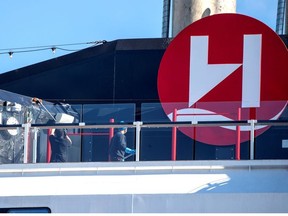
[0,160,287,213]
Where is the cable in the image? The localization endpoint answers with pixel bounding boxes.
[53,47,87,52]
[0,40,107,57]
[0,40,107,51]
[0,48,50,55]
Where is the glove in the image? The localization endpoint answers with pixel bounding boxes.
[125,147,136,155]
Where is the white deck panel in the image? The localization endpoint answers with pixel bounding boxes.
[0,160,287,213]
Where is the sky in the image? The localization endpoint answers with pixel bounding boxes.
[0,0,279,74]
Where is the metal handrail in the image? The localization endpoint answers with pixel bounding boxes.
[0,119,288,130]
[1,120,287,163]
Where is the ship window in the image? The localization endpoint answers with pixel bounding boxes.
[0,207,51,213]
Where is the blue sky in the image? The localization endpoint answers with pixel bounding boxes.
[0,0,279,74]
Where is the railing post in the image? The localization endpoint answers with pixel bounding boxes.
[46,129,52,163]
[32,127,38,163]
[236,108,241,160]
[172,109,177,161]
[108,118,114,161]
[249,119,256,160]
[23,123,31,163]
[109,118,115,143]
[134,121,142,162]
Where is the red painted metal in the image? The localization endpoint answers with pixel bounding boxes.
[108,118,115,161]
[172,109,177,160]
[46,129,52,163]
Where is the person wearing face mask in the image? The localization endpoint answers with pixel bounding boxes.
[109,124,135,162]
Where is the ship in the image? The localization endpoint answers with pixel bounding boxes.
[0,1,288,213]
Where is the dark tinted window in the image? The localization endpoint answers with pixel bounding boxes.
[0,207,51,213]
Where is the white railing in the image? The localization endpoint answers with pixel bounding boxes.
[0,120,288,163]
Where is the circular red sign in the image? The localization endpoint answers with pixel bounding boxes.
[158,14,288,145]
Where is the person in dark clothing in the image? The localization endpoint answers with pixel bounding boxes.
[49,128,72,162]
[109,126,135,161]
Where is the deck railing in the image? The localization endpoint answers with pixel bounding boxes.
[0,119,287,163]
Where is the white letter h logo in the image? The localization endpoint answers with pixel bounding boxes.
[189,35,262,108]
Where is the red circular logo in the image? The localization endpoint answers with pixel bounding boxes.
[158,14,288,145]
